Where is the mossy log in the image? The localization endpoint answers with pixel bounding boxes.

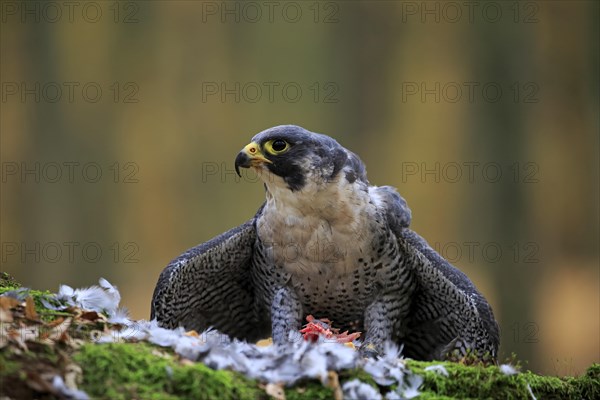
[0,274,598,399]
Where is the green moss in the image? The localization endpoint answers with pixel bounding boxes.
[0,286,73,322]
[408,360,521,399]
[340,367,379,387]
[581,364,600,397]
[284,381,334,400]
[3,339,598,400]
[2,274,597,399]
[74,342,267,400]
[525,363,599,400]
[406,360,600,400]
[0,342,66,399]
[0,350,21,377]
[0,350,29,399]
[68,344,600,400]
[0,272,20,289]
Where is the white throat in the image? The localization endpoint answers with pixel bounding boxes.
[256,170,377,277]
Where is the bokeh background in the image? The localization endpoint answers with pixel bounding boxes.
[1,1,598,376]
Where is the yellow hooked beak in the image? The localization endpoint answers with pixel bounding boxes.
[234,142,272,176]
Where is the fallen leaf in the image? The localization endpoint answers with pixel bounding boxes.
[256,338,273,347]
[48,318,72,342]
[151,348,172,359]
[265,382,286,400]
[25,370,55,393]
[25,296,39,321]
[79,311,101,321]
[0,295,20,310]
[0,307,13,323]
[46,317,65,328]
[64,362,83,390]
[327,371,343,400]
[344,342,356,350]
[0,323,10,348]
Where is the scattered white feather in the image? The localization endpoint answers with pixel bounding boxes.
[401,374,423,399]
[72,286,109,311]
[300,347,328,382]
[99,278,120,299]
[500,364,519,376]
[47,285,77,309]
[74,281,120,314]
[527,383,537,400]
[96,320,150,343]
[424,364,449,377]
[147,325,185,347]
[362,342,408,386]
[362,359,396,386]
[315,340,357,370]
[52,375,90,400]
[343,379,382,400]
[95,332,120,344]
[53,278,121,314]
[292,338,311,363]
[107,307,131,325]
[385,390,401,400]
[57,284,75,299]
[3,288,32,301]
[204,346,237,370]
[382,341,403,362]
[121,320,153,339]
[40,297,68,310]
[47,279,439,394]
[173,335,205,361]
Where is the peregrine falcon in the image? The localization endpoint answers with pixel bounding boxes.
[151,125,499,361]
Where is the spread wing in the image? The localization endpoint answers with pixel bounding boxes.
[398,229,500,360]
[378,186,499,360]
[151,217,268,342]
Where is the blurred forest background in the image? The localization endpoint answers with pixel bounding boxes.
[1,1,598,376]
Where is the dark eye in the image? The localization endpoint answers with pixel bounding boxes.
[264,139,290,155]
[272,139,287,152]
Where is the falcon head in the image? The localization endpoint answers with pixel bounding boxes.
[234,125,367,192]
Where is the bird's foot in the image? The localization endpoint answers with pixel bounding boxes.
[359,343,380,358]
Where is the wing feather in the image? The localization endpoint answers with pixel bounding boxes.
[398,229,500,359]
[151,218,268,341]
[378,189,499,359]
